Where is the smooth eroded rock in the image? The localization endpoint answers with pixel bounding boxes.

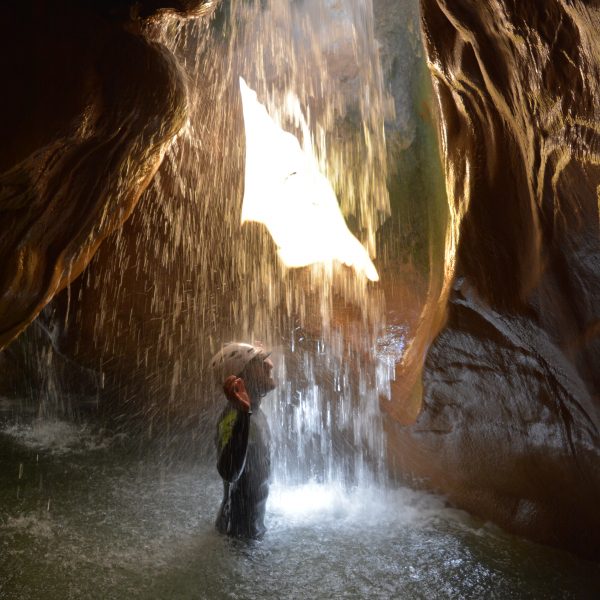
[0,0,216,350]
[391,0,600,557]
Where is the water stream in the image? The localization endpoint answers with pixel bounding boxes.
[136,0,397,488]
[1,418,599,600]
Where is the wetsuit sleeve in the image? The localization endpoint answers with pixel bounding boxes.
[216,408,250,483]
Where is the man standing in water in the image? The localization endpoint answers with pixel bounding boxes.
[210,342,275,539]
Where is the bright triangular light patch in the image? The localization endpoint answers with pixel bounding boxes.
[239,77,379,282]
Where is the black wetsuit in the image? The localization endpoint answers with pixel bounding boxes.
[215,405,271,538]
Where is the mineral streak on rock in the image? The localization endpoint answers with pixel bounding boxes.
[0,1,216,350]
[392,0,600,556]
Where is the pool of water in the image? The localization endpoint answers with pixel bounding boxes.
[1,418,598,599]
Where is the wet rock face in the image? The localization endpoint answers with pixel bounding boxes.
[415,280,600,556]
[399,0,600,556]
[0,1,215,350]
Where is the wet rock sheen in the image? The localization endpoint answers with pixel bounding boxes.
[0,1,215,349]
[404,0,600,557]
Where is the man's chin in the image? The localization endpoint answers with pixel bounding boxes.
[260,380,277,396]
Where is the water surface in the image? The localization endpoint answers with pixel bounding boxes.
[1,418,598,599]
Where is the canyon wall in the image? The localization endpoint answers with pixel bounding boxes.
[391,0,600,557]
[0,0,214,351]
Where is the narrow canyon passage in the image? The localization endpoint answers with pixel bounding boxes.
[1,0,599,597]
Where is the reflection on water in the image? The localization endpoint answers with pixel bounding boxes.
[1,419,598,600]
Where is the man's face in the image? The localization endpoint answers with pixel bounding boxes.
[242,356,276,399]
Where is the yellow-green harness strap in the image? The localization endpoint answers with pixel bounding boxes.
[218,409,238,450]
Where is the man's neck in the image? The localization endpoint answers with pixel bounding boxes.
[245,385,263,410]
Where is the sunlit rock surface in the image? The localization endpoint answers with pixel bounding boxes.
[392,0,600,557]
[0,1,216,350]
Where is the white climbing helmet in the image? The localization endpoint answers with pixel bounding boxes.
[209,342,271,381]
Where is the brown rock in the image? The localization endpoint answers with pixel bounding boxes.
[391,0,600,557]
[0,1,216,350]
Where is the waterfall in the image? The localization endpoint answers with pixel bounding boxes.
[143,0,395,487]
